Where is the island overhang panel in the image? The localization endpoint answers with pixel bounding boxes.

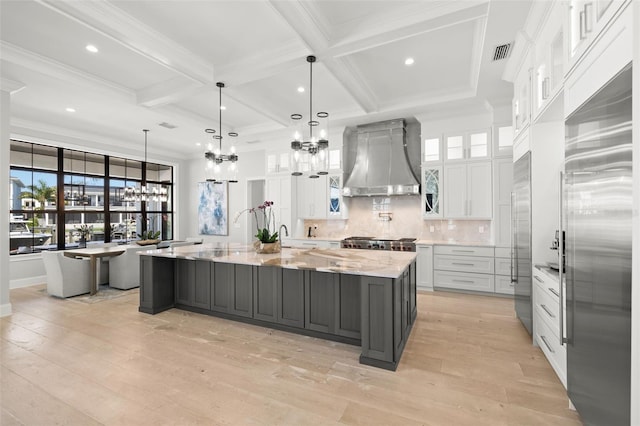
[138,244,417,371]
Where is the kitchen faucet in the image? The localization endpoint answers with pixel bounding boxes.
[279,224,289,238]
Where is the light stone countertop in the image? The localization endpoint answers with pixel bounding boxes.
[141,243,416,279]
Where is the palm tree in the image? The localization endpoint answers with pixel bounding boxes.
[20,179,56,219]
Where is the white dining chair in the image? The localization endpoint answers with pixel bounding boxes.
[42,251,92,298]
[109,244,157,290]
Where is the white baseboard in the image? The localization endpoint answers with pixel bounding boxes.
[10,275,46,289]
[0,303,12,317]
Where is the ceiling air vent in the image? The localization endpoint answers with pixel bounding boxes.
[492,43,512,61]
[158,121,177,129]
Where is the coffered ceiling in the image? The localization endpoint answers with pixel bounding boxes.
[0,0,531,160]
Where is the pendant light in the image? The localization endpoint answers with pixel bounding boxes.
[290,55,329,178]
[123,129,168,202]
[204,82,239,183]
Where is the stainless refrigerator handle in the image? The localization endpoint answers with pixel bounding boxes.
[510,192,517,283]
[559,171,567,345]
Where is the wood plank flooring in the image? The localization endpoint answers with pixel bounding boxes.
[1,285,582,425]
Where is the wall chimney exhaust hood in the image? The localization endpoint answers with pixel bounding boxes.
[343,119,420,197]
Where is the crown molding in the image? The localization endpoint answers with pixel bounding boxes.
[0,77,26,94]
[469,17,488,93]
[36,0,214,84]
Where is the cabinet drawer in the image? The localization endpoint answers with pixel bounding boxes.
[495,275,514,295]
[434,270,494,292]
[494,247,510,258]
[533,266,560,301]
[434,245,494,257]
[534,311,566,387]
[434,254,494,274]
[494,257,511,276]
[285,239,330,249]
[534,280,560,335]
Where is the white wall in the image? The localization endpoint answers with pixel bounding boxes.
[1,88,11,316]
[183,150,265,244]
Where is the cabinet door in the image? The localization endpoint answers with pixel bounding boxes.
[360,276,394,363]
[278,269,305,328]
[211,262,232,313]
[334,274,361,339]
[175,258,194,306]
[297,176,327,219]
[494,158,513,247]
[193,260,211,310]
[231,264,253,318]
[443,163,467,218]
[327,174,347,219]
[253,266,278,322]
[422,166,442,218]
[467,161,492,219]
[416,245,433,290]
[305,271,335,333]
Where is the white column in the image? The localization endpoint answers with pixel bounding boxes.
[1,78,25,317]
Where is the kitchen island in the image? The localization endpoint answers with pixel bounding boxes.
[139,244,416,371]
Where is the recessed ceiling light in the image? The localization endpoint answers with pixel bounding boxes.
[85,44,98,53]
[65,107,76,113]
[404,57,415,66]
[196,142,201,147]
[220,105,226,110]
[297,86,305,93]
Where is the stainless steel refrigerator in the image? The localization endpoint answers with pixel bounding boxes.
[512,151,532,335]
[563,64,632,426]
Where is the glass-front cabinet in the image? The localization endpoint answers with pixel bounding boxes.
[422,166,442,218]
[444,130,490,161]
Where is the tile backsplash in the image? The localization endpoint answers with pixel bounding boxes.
[303,196,493,243]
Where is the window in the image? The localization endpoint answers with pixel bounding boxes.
[9,140,174,255]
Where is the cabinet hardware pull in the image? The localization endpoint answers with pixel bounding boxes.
[452,279,474,284]
[452,262,474,266]
[534,275,544,283]
[452,249,474,253]
[559,171,567,345]
[540,335,555,353]
[583,3,592,33]
[541,304,556,318]
[548,287,559,297]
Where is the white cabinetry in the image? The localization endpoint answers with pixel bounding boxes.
[416,244,433,291]
[444,130,491,161]
[533,1,564,118]
[422,166,442,218]
[532,265,566,387]
[433,245,495,293]
[513,50,532,138]
[296,175,327,219]
[284,238,337,249]
[265,176,292,229]
[493,158,513,247]
[494,247,514,295]
[266,151,290,174]
[443,161,492,219]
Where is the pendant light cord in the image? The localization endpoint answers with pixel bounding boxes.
[309,58,313,141]
[219,84,222,153]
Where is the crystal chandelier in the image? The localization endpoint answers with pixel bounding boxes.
[205,82,239,183]
[290,55,329,178]
[123,129,168,202]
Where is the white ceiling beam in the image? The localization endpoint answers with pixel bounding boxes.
[267,0,377,114]
[0,77,26,95]
[1,41,134,102]
[35,0,214,84]
[136,77,204,108]
[468,17,488,94]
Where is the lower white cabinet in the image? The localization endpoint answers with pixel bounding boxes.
[416,244,433,290]
[433,245,495,293]
[494,246,514,295]
[283,238,337,249]
[532,265,566,388]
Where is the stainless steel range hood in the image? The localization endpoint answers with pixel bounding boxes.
[343,119,420,197]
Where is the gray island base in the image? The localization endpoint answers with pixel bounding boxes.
[139,244,417,371]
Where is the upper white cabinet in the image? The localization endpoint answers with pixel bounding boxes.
[568,0,627,65]
[533,1,565,117]
[444,130,491,162]
[513,50,532,137]
[266,151,291,175]
[494,125,514,158]
[265,175,292,229]
[423,136,442,163]
[422,166,442,219]
[296,172,347,220]
[443,160,492,219]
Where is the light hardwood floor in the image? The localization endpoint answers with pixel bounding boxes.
[1,285,582,425]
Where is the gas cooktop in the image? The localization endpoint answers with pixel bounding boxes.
[340,236,417,251]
